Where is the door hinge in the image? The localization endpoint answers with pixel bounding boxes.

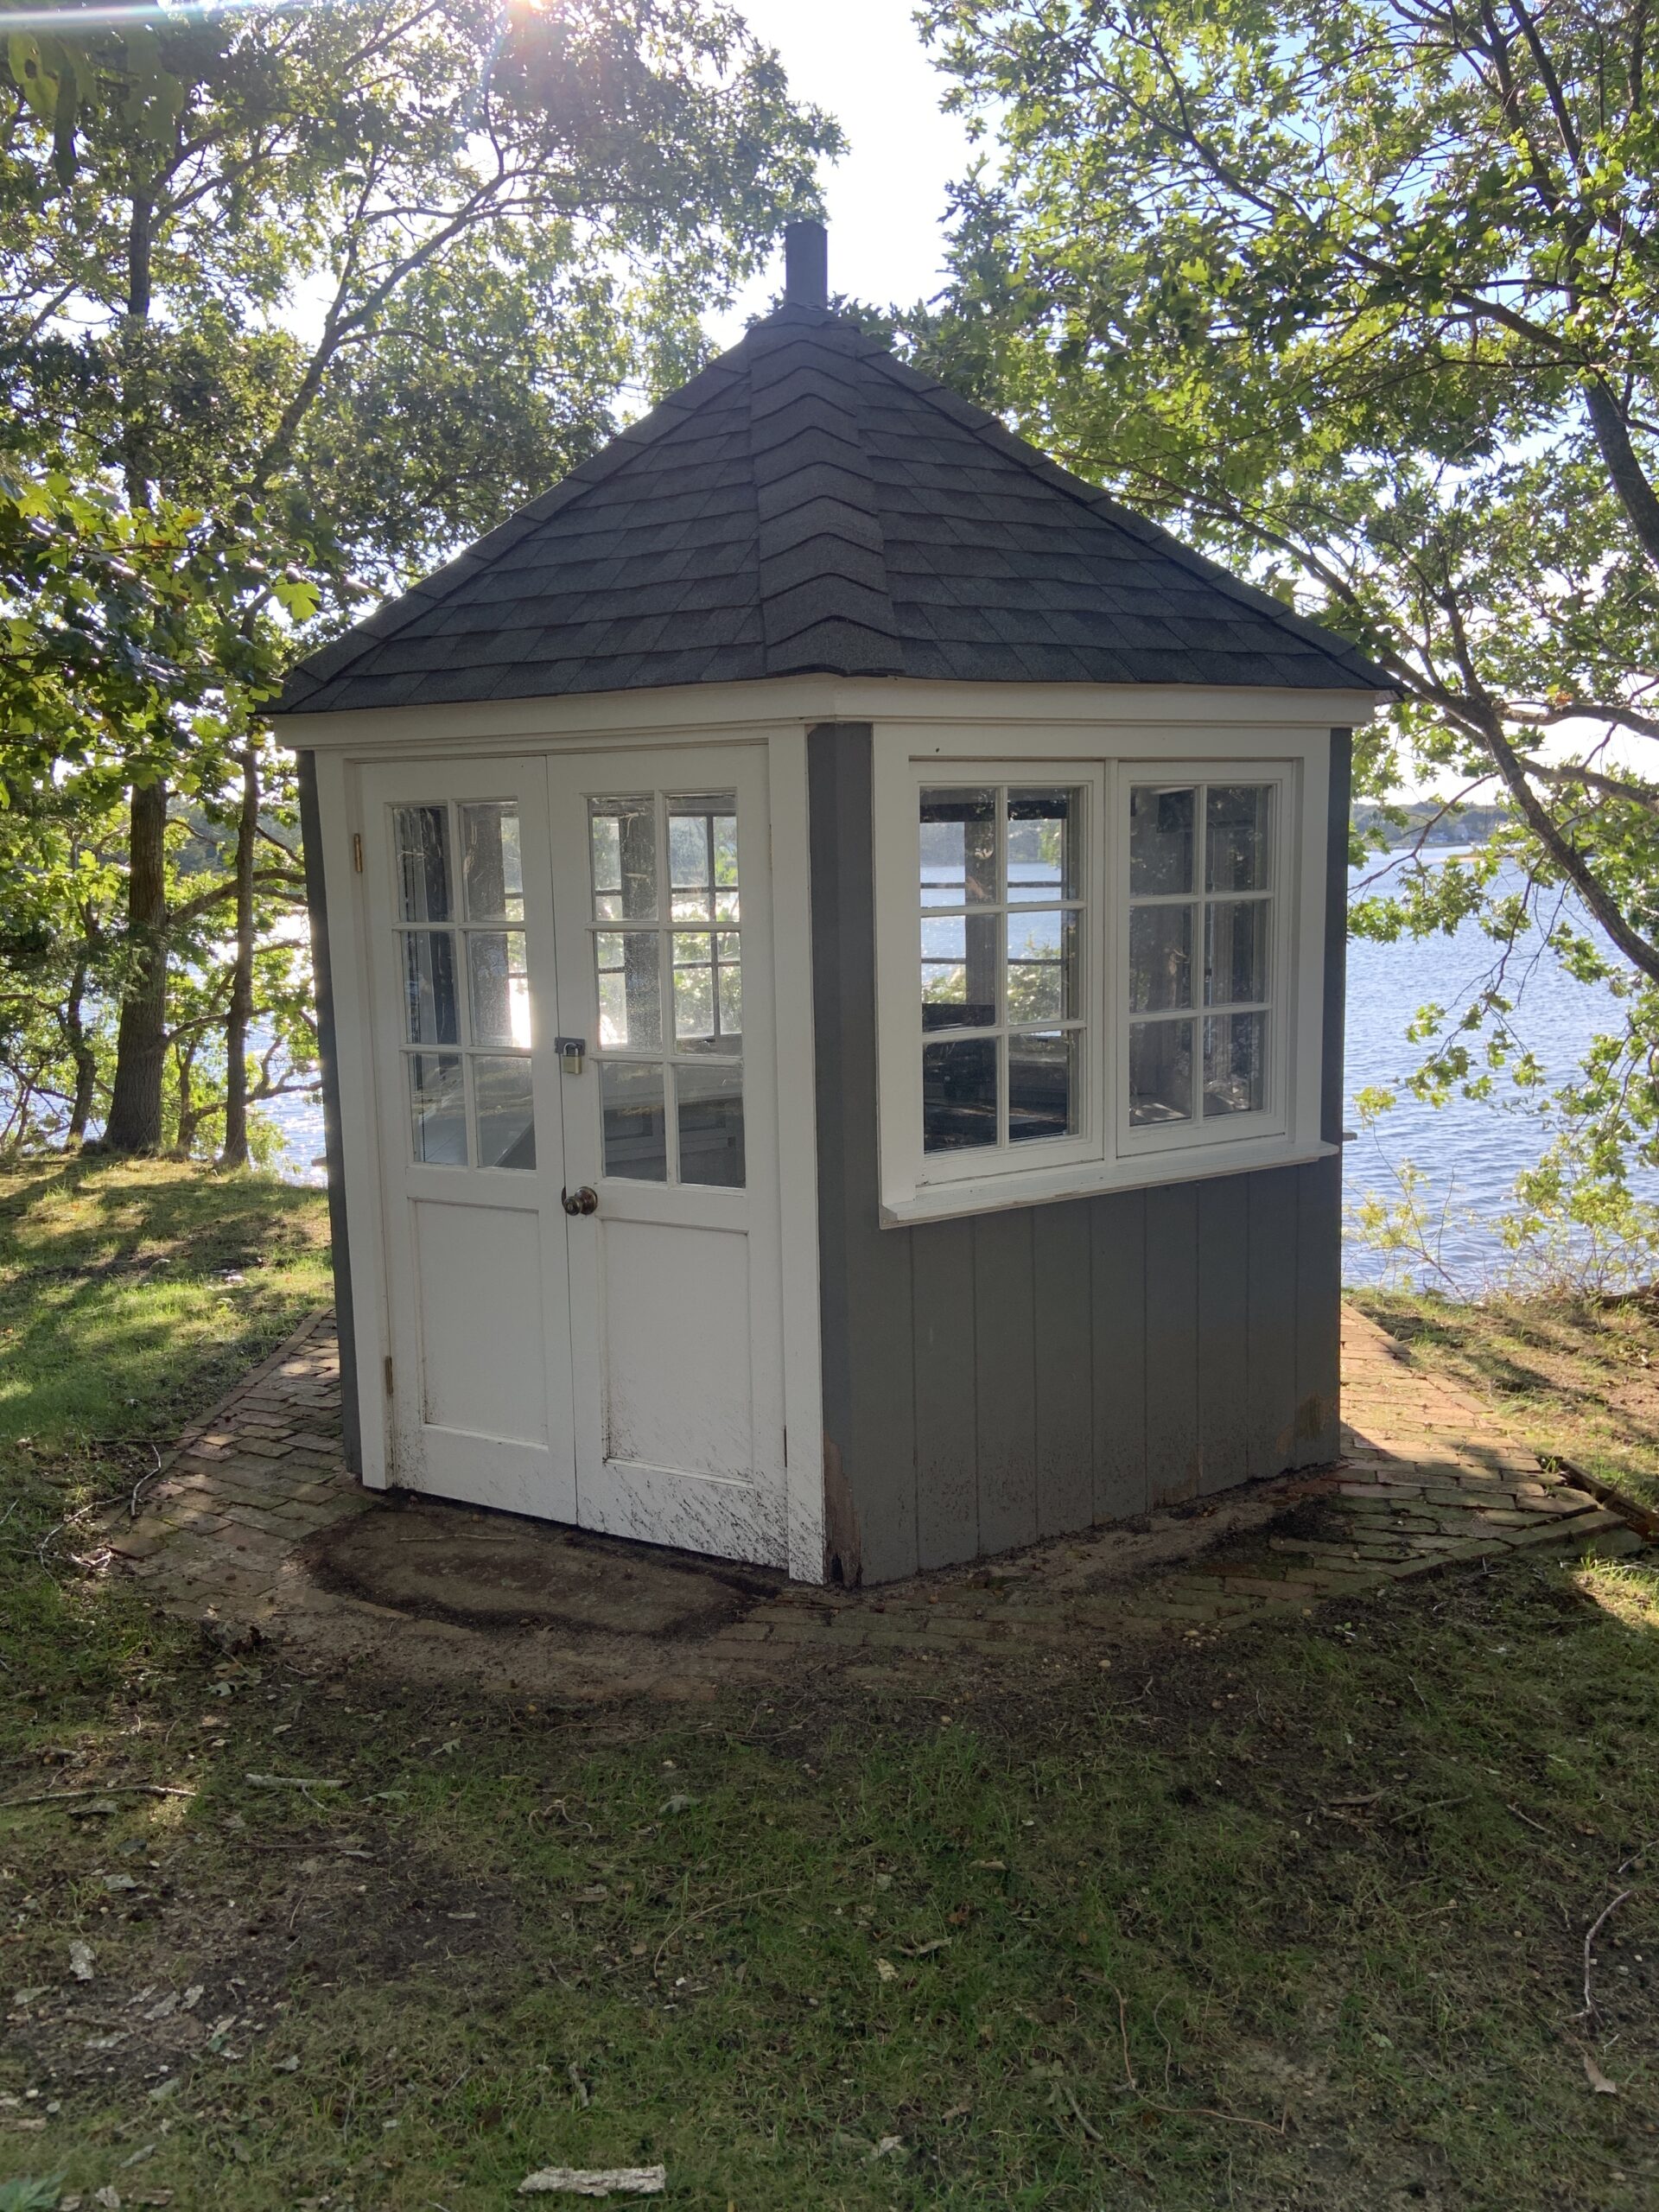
[353,831,364,874]
[384,1354,394,1395]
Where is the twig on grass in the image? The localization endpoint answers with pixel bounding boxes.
[127,1442,163,1522]
[1058,2081,1102,2140]
[1580,1889,1635,2018]
[1112,1985,1138,2091]
[652,1885,796,1976]
[1506,1802,1554,1837]
[1137,2099,1289,2134]
[1,1782,195,1808]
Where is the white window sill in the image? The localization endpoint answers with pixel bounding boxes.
[879,1135,1339,1228]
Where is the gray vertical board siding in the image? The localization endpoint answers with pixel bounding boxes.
[807,723,1350,1582]
[1143,1182,1200,1503]
[1293,1154,1343,1464]
[296,749,362,1477]
[1033,1204,1093,1536]
[1245,1166,1300,1477]
[912,1217,979,1568]
[808,724,918,1583]
[1197,1173,1251,1495]
[973,1208,1039,1554]
[1091,1190,1147,1521]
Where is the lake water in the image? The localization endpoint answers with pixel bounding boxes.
[1338,852,1650,1287]
[264,849,1647,1290]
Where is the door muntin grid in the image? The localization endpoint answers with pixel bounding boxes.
[587,791,745,1189]
[392,800,535,1170]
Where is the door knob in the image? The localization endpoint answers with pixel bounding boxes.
[561,1185,598,1217]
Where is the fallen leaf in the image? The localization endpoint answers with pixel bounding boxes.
[874,1958,898,1982]
[659,1794,696,1815]
[102,1874,140,1893]
[69,1940,95,1981]
[518,2166,666,2197]
[1583,2051,1620,2095]
[870,2135,905,2160]
[900,1938,951,1958]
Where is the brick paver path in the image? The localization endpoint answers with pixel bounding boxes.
[105,1305,1646,1691]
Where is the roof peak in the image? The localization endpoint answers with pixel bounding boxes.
[276,302,1389,715]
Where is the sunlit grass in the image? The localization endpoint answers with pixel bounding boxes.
[0,1159,330,1447]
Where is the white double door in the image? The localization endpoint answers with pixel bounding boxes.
[363,747,786,1567]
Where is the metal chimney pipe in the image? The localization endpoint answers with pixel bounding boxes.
[783,219,829,308]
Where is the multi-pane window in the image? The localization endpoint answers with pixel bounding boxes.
[393,801,535,1169]
[918,786,1085,1154]
[1128,783,1274,1131]
[588,792,745,1187]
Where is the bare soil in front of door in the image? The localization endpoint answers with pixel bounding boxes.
[5,1163,1659,2211]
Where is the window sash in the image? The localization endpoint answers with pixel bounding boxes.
[902,767,1108,1185]
[390,798,535,1173]
[1118,767,1293,1156]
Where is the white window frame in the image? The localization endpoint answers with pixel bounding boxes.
[1115,758,1297,1163]
[873,722,1334,1225]
[893,759,1109,1191]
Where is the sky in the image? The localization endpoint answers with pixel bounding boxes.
[702,0,977,346]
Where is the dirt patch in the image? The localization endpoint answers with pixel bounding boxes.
[4,1824,518,2101]
[299,1492,782,1637]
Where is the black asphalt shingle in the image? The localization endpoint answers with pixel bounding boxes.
[276,305,1389,715]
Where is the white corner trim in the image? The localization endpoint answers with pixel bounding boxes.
[766,729,826,1584]
[311,748,391,1491]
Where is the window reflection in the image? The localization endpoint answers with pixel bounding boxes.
[920,789,996,906]
[917,784,1086,1157]
[923,1036,999,1153]
[393,798,533,1170]
[588,791,745,1186]
[1127,781,1274,1133]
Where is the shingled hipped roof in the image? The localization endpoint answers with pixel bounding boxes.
[276,304,1389,716]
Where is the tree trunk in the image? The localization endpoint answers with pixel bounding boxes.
[104,175,169,1154]
[219,747,259,1169]
[174,1038,198,1157]
[102,777,169,1154]
[64,957,99,1143]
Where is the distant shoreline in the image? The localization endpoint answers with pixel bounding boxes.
[1355,803,1510,849]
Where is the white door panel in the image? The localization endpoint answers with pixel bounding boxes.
[548,748,787,1567]
[361,758,577,1520]
[361,747,786,1566]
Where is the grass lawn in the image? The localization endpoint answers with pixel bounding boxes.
[2,1166,1657,2210]
[1353,1287,1659,1521]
